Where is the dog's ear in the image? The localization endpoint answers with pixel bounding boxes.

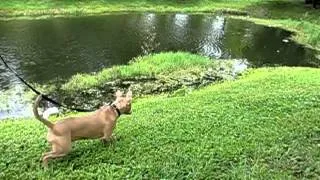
[115,90,123,97]
[126,89,132,100]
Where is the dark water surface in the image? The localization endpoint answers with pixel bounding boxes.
[0,13,319,119]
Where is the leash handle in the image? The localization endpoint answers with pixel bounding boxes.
[0,54,94,112]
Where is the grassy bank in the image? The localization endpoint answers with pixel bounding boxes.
[56,52,237,110]
[61,52,234,92]
[0,0,254,19]
[1,67,320,178]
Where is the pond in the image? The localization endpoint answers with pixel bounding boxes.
[0,13,319,119]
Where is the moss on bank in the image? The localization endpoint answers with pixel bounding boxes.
[56,52,242,109]
[62,52,235,91]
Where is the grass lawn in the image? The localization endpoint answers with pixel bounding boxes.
[1,67,320,179]
[0,0,256,17]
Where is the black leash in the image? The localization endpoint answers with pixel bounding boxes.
[0,54,94,112]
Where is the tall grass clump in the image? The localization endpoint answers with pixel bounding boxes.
[61,52,224,91]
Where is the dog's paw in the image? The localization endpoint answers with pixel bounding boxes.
[42,160,49,169]
[100,138,111,145]
[100,135,120,145]
[110,134,122,142]
[110,134,117,141]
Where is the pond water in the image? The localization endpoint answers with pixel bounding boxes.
[0,13,319,119]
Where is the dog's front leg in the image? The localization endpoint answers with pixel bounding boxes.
[100,125,113,144]
[42,152,67,168]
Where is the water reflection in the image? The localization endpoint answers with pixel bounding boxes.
[138,13,159,55]
[198,16,225,58]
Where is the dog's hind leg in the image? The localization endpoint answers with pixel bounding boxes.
[41,138,55,161]
[42,138,71,167]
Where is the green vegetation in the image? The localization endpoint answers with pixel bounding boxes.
[56,52,237,110]
[0,0,255,19]
[1,67,320,178]
[61,52,233,92]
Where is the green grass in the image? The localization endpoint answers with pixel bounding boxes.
[0,0,256,19]
[61,52,232,91]
[1,67,320,179]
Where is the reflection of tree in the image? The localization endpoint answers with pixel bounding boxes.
[172,14,190,44]
[137,13,192,54]
[141,26,160,55]
[128,13,160,55]
[196,16,225,58]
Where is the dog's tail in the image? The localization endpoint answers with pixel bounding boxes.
[33,95,54,129]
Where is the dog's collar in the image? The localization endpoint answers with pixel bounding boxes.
[109,103,121,117]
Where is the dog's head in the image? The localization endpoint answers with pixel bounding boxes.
[113,89,133,115]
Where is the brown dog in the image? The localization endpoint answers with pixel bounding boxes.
[33,89,132,167]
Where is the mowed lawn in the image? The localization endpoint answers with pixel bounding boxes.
[0,67,320,179]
